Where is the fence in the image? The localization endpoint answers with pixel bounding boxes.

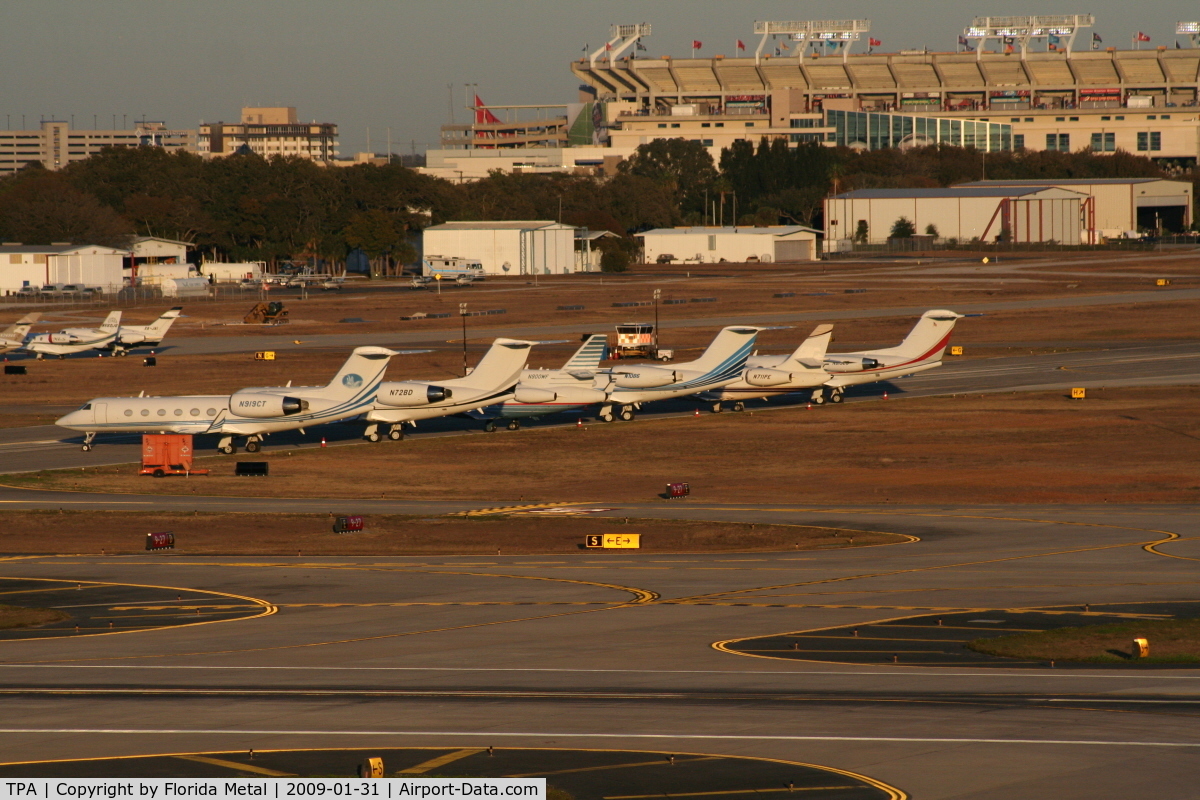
[824,236,1198,258]
[0,283,314,311]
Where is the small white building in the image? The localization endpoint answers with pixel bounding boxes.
[0,243,127,294]
[638,226,821,264]
[422,221,579,275]
[129,236,194,285]
[825,187,1088,246]
[956,179,1193,239]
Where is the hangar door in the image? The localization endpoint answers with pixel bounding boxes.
[774,239,814,262]
[1008,198,1081,245]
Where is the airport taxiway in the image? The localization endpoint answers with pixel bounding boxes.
[0,501,1197,797]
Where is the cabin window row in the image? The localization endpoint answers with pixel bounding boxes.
[123,408,218,417]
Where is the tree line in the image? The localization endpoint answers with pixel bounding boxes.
[0,139,1186,272]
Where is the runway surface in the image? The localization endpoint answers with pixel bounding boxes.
[3,339,1198,474]
[0,499,1197,797]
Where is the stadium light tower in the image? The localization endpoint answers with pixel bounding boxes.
[589,23,651,69]
[1178,22,1200,48]
[963,14,1093,59]
[752,19,870,63]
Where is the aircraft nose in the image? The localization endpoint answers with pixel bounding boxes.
[56,411,83,427]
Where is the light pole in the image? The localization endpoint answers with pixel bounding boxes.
[653,288,661,355]
[459,302,468,376]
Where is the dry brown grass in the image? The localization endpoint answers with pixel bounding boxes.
[0,604,69,629]
[10,387,1200,505]
[970,619,1200,663]
[0,511,892,556]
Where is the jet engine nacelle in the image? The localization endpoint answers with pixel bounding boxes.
[611,367,678,389]
[229,393,308,418]
[744,368,795,387]
[377,382,453,407]
[513,385,608,405]
[34,333,74,345]
[824,357,881,374]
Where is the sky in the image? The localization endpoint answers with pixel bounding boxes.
[1,1,1196,155]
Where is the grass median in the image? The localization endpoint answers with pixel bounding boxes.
[8,387,1200,504]
[970,618,1200,664]
[0,510,898,555]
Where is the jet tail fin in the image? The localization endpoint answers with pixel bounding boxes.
[461,338,535,388]
[561,334,608,369]
[98,310,121,332]
[886,310,963,362]
[687,327,761,377]
[143,307,183,338]
[1,312,39,340]
[785,324,833,366]
[325,346,399,397]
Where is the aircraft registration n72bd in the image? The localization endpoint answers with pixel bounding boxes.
[56,346,412,453]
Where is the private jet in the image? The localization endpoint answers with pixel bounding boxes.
[107,307,183,354]
[470,333,609,430]
[695,324,834,412]
[509,326,761,423]
[23,310,121,359]
[817,309,963,403]
[56,346,403,452]
[362,337,538,441]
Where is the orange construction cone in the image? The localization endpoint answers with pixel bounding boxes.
[807,402,812,410]
[883,391,889,399]
[694,408,700,418]
[576,418,582,428]
[320,437,327,447]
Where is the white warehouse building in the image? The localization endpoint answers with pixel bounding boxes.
[638,226,821,265]
[0,244,128,295]
[825,187,1088,246]
[422,221,580,275]
[956,178,1193,239]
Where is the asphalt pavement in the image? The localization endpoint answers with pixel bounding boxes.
[0,502,1197,798]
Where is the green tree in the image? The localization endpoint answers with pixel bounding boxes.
[924,223,940,237]
[618,139,717,218]
[853,220,869,243]
[343,208,411,277]
[890,217,916,238]
[0,169,133,248]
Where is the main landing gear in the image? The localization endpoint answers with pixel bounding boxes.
[217,435,237,455]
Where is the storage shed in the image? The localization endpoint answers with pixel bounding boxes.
[637,226,821,264]
[422,221,579,275]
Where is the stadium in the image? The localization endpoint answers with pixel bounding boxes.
[426,16,1200,178]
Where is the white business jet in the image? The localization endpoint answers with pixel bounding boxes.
[0,313,40,354]
[817,309,963,403]
[24,311,121,359]
[107,307,183,354]
[470,333,609,430]
[363,338,537,441]
[510,326,761,423]
[695,324,834,412]
[56,346,401,453]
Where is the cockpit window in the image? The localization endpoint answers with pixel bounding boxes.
[79,403,91,410]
